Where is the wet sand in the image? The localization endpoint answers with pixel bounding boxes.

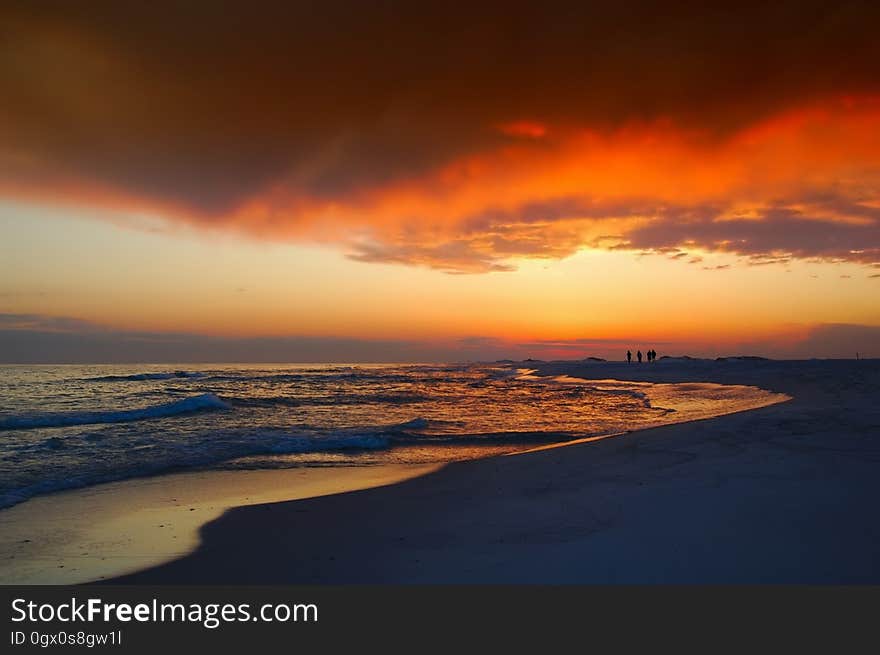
[0,464,439,584]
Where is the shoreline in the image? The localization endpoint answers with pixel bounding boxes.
[0,368,785,585]
[0,464,439,584]
[1,358,877,584]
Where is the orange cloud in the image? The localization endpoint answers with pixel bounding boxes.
[3,4,879,273]
[2,6,880,274]
[204,97,880,271]
[5,97,880,273]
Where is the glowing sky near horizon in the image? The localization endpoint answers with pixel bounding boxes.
[1,2,879,360]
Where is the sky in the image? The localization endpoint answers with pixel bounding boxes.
[1,1,879,362]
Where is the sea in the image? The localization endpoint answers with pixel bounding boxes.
[0,363,781,509]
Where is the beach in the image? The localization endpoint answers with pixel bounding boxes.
[2,358,878,584]
[0,464,438,584]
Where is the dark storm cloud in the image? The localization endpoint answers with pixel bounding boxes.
[753,324,880,359]
[2,1,879,207]
[1,1,880,271]
[0,313,98,332]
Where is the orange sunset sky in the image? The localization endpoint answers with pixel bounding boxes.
[1,1,879,362]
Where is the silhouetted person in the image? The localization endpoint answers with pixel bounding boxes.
[649,349,656,362]
[627,350,632,363]
[637,350,643,363]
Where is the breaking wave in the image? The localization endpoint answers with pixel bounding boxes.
[0,393,230,430]
[0,429,391,509]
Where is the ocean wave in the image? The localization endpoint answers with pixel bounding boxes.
[88,370,206,382]
[199,371,412,383]
[226,391,433,408]
[584,386,652,407]
[175,366,476,385]
[0,417,605,510]
[538,376,654,407]
[0,393,230,430]
[264,432,390,453]
[391,417,431,431]
[0,426,575,509]
[0,429,391,509]
[388,430,581,445]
